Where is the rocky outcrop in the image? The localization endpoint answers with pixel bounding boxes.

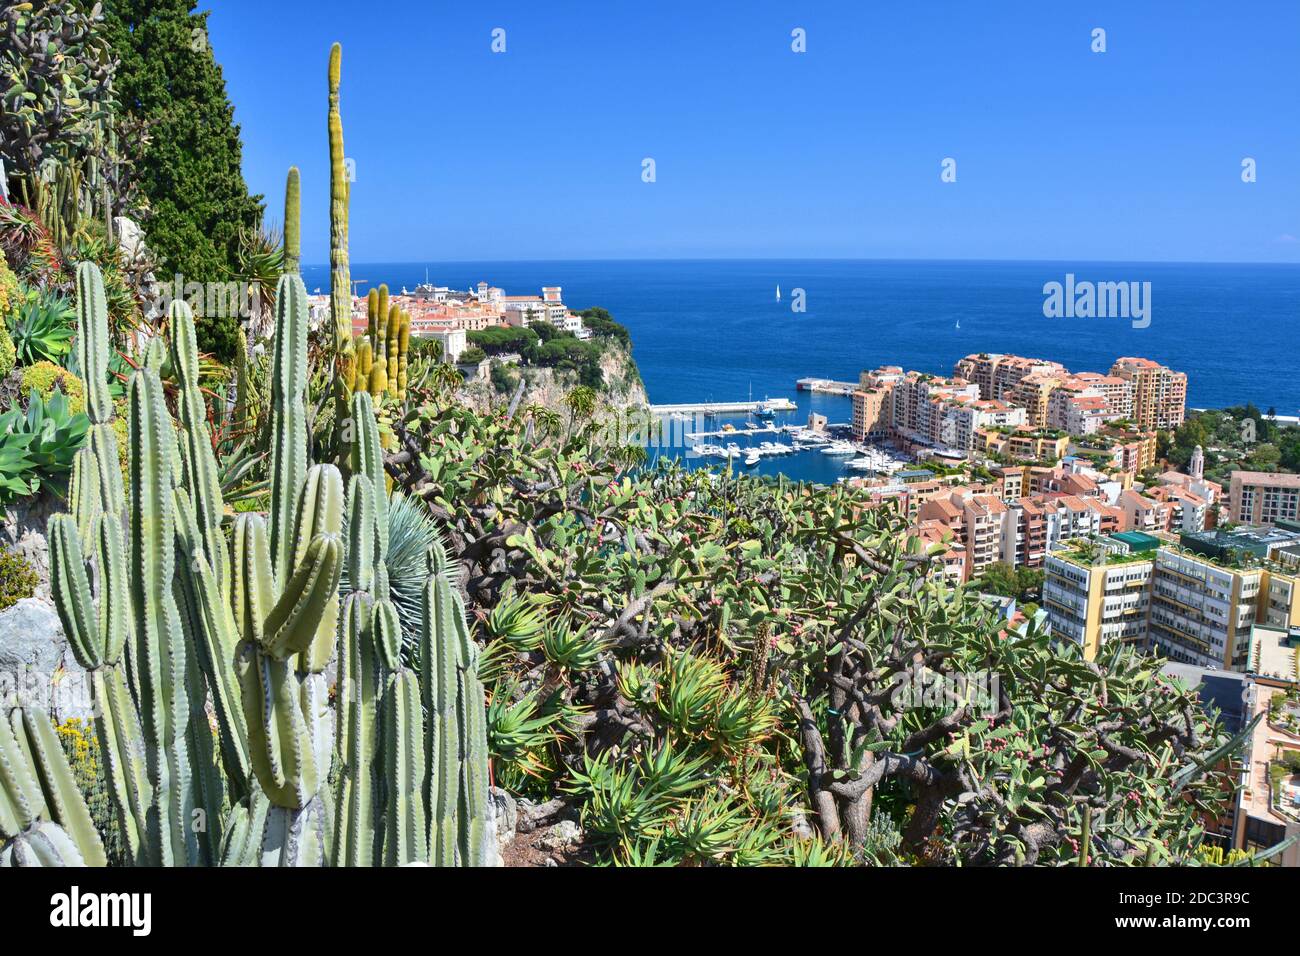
[0,490,61,602]
[0,597,90,720]
[460,340,648,416]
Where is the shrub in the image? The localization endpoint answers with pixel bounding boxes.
[467,325,538,355]
[0,328,14,380]
[20,361,85,415]
[0,546,38,610]
[0,254,17,318]
[459,345,486,365]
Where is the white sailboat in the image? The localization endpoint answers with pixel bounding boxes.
[775,284,781,301]
[955,318,961,329]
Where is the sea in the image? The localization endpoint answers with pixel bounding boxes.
[300,259,1300,485]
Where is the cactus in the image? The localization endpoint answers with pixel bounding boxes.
[42,38,493,867]
[425,539,491,866]
[0,706,107,867]
[284,166,301,274]
[351,284,410,405]
[329,42,354,447]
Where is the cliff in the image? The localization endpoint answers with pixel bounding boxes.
[459,338,648,414]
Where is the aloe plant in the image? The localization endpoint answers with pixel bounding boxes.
[6,290,75,365]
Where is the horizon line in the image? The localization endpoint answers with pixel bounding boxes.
[299,254,1300,269]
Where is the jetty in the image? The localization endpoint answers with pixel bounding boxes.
[796,378,858,396]
[650,397,797,416]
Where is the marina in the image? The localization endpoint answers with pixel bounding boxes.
[644,379,914,484]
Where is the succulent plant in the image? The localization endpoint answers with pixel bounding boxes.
[0,386,89,508]
[43,225,490,865]
[0,705,107,867]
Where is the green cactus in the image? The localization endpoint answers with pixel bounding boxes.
[0,706,107,867]
[329,42,355,448]
[285,166,301,274]
[42,39,493,868]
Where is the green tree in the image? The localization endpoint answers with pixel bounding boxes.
[101,0,263,360]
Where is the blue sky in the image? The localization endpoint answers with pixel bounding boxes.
[209,1,1300,264]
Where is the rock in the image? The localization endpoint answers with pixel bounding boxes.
[538,819,582,851]
[114,216,151,269]
[0,490,63,602]
[0,597,90,719]
[490,787,518,849]
[544,857,558,867]
[516,796,566,834]
[791,810,815,841]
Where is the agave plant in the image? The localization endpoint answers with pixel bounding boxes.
[0,388,89,507]
[7,289,75,364]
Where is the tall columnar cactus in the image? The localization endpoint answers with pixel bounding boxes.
[347,285,408,462]
[351,284,410,404]
[45,40,493,868]
[0,706,107,866]
[426,539,491,867]
[329,42,354,445]
[284,166,301,274]
[50,294,225,865]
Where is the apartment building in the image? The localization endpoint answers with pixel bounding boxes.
[1071,372,1134,420]
[912,520,968,584]
[1043,549,1154,660]
[1109,357,1187,430]
[1230,472,1300,528]
[1036,529,1298,671]
[1009,371,1067,427]
[953,353,1067,402]
[975,426,1070,463]
[1046,381,1114,436]
[1148,549,1263,671]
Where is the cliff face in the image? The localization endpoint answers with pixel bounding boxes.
[460,340,648,414]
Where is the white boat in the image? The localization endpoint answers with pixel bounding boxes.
[744,451,760,467]
[821,441,857,456]
[776,284,781,301]
[846,457,877,471]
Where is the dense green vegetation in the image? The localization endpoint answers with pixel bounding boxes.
[970,563,1044,603]
[101,0,264,361]
[1163,404,1300,485]
[467,312,634,391]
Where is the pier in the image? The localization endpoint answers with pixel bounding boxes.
[649,397,798,415]
[796,378,858,396]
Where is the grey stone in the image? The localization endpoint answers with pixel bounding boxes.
[490,786,518,850]
[516,796,566,833]
[538,819,581,851]
[0,597,90,718]
[0,491,62,602]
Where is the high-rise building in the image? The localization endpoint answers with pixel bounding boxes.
[954,353,1067,402]
[1109,357,1187,430]
[1043,549,1154,660]
[1229,472,1300,528]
